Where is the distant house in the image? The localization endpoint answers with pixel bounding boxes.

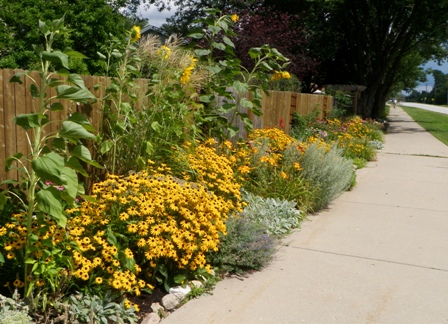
[141,25,168,43]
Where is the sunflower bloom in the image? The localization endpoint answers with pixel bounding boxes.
[130,25,141,42]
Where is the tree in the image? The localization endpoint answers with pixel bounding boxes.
[0,0,145,74]
[253,0,448,118]
[312,0,448,118]
[233,7,319,82]
[428,69,448,105]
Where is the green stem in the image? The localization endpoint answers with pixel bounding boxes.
[24,61,49,298]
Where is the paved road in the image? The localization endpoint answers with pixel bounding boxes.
[162,107,448,324]
[400,101,448,115]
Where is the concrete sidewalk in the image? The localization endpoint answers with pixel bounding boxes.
[162,107,448,324]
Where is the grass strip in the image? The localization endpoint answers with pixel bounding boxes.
[400,106,448,145]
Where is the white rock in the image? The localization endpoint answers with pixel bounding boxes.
[168,285,191,299]
[162,294,181,310]
[190,280,203,289]
[141,312,161,324]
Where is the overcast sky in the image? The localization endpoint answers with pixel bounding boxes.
[138,5,176,27]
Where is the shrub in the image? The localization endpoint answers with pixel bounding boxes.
[208,215,276,275]
[232,128,315,211]
[0,291,32,324]
[240,191,302,236]
[65,291,138,324]
[299,143,355,211]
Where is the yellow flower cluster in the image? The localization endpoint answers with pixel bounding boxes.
[180,56,197,84]
[0,213,67,288]
[157,45,172,60]
[64,156,237,291]
[270,71,291,81]
[186,139,243,213]
[250,127,297,152]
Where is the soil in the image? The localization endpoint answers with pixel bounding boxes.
[127,288,169,323]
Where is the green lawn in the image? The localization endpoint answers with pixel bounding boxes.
[400,106,448,145]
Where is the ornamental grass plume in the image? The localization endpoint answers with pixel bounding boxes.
[137,35,208,89]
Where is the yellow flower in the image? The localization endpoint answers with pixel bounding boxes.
[158,45,172,59]
[280,171,288,179]
[293,162,303,170]
[270,70,291,81]
[231,14,239,22]
[180,57,197,84]
[130,25,141,42]
[95,277,103,284]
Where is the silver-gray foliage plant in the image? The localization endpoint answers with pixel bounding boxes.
[0,291,33,324]
[299,143,354,211]
[241,190,303,236]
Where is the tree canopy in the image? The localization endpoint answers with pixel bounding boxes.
[150,0,448,118]
[0,0,145,74]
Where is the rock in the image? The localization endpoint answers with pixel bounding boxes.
[162,294,181,310]
[151,302,165,314]
[190,280,203,289]
[168,285,191,300]
[141,312,161,324]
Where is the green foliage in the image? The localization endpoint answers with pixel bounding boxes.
[0,291,32,324]
[0,16,99,307]
[299,143,355,211]
[240,191,303,236]
[267,74,302,92]
[208,215,276,275]
[290,110,321,140]
[0,0,135,74]
[66,292,138,324]
[190,8,290,139]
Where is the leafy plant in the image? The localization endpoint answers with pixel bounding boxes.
[0,16,99,303]
[0,291,32,324]
[208,215,276,275]
[66,291,138,324]
[189,8,291,139]
[240,191,302,236]
[299,143,355,211]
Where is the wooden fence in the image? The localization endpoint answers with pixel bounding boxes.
[0,68,332,183]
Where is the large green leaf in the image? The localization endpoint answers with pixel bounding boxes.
[67,74,87,89]
[5,153,23,172]
[9,72,28,84]
[100,140,113,154]
[60,121,96,143]
[65,157,88,177]
[65,50,88,59]
[70,145,93,161]
[32,152,65,184]
[36,187,66,227]
[188,33,204,39]
[67,112,96,132]
[195,49,211,56]
[42,50,69,70]
[56,85,96,103]
[14,113,49,130]
[48,102,64,111]
[61,167,78,199]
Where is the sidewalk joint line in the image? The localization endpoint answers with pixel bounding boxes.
[289,246,448,272]
[382,152,448,159]
[338,199,447,214]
